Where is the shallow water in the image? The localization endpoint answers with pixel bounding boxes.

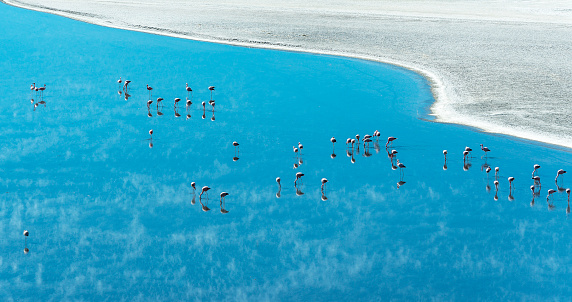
[1,3,571,301]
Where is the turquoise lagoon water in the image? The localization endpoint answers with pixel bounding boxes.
[1,3,571,301]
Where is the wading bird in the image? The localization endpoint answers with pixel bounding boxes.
[186,83,192,98]
[295,172,304,185]
[386,136,396,148]
[208,86,215,100]
[200,186,210,199]
[532,164,541,177]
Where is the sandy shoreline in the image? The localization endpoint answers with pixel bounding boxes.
[4,0,572,150]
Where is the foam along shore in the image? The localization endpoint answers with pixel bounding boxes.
[3,0,572,149]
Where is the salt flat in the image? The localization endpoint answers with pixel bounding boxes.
[4,0,572,148]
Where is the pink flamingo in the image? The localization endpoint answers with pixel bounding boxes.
[38,84,46,97]
[386,136,396,148]
[321,178,328,191]
[146,85,153,99]
[555,169,567,183]
[174,98,181,108]
[186,83,193,98]
[149,129,153,139]
[532,164,540,176]
[480,144,490,158]
[532,176,541,187]
[220,192,229,214]
[547,188,556,201]
[200,186,210,199]
[156,97,163,108]
[396,159,406,176]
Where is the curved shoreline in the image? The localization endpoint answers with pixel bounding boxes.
[3,0,571,151]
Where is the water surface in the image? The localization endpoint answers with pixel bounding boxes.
[0,3,571,301]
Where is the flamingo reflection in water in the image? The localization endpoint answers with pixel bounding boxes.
[494,180,499,201]
[530,185,535,207]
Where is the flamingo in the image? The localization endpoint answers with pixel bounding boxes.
[396,159,406,175]
[495,167,500,180]
[117,77,122,84]
[298,142,303,153]
[363,138,372,149]
[123,80,131,91]
[373,130,380,140]
[532,164,540,176]
[508,177,515,191]
[346,138,352,146]
[480,144,490,158]
[321,178,328,191]
[209,100,215,112]
[186,83,193,98]
[555,169,567,183]
[463,150,469,161]
[219,192,229,214]
[293,146,299,156]
[220,192,229,203]
[38,84,46,97]
[201,101,206,110]
[486,166,491,176]
[330,137,336,150]
[443,150,448,161]
[547,188,556,201]
[24,230,29,237]
[386,136,396,148]
[200,186,210,199]
[233,141,239,152]
[530,185,535,196]
[532,176,541,186]
[146,85,153,98]
[295,172,304,185]
[208,86,215,100]
[191,182,196,193]
[186,99,192,107]
[174,98,181,107]
[276,177,281,187]
[351,139,355,149]
[156,97,163,108]
[147,100,153,108]
[567,188,570,201]
[149,129,153,139]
